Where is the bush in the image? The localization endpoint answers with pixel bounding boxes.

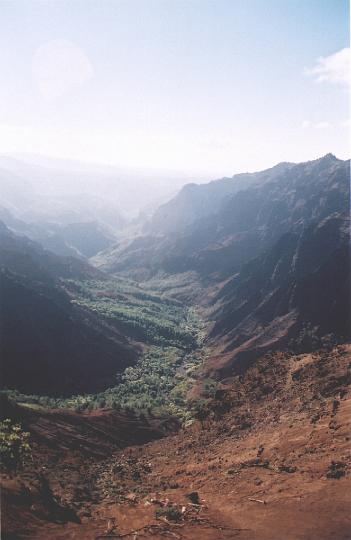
[0,419,31,472]
[156,506,182,522]
[203,378,218,398]
[192,399,210,426]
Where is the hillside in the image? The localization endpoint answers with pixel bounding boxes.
[2,345,350,539]
[94,155,350,378]
[145,164,293,234]
[1,2,349,538]
[1,270,140,396]
[0,222,203,401]
[0,220,104,281]
[2,154,349,395]
[95,154,348,279]
[1,154,350,540]
[0,206,118,259]
[205,214,350,377]
[0,223,139,395]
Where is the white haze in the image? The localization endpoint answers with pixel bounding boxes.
[0,154,204,230]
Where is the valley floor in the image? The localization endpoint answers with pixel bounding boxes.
[2,345,350,539]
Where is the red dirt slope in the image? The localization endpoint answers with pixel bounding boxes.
[1,345,350,539]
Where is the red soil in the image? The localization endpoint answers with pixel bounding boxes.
[1,345,350,539]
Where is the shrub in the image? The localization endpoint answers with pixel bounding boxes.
[0,419,31,472]
[192,399,210,426]
[203,378,218,398]
[155,506,182,522]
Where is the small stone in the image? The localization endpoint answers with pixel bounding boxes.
[125,492,137,502]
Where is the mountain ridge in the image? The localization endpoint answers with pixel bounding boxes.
[93,154,350,379]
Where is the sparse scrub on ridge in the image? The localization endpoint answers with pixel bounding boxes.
[288,324,341,354]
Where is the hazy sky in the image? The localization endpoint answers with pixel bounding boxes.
[0,0,349,176]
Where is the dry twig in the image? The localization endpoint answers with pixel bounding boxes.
[248,497,266,504]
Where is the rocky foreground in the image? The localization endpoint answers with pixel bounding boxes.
[2,345,351,539]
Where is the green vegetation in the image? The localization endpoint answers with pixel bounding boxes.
[5,339,206,422]
[0,419,31,472]
[3,276,208,423]
[66,278,198,348]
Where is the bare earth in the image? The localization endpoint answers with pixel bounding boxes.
[2,345,350,539]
